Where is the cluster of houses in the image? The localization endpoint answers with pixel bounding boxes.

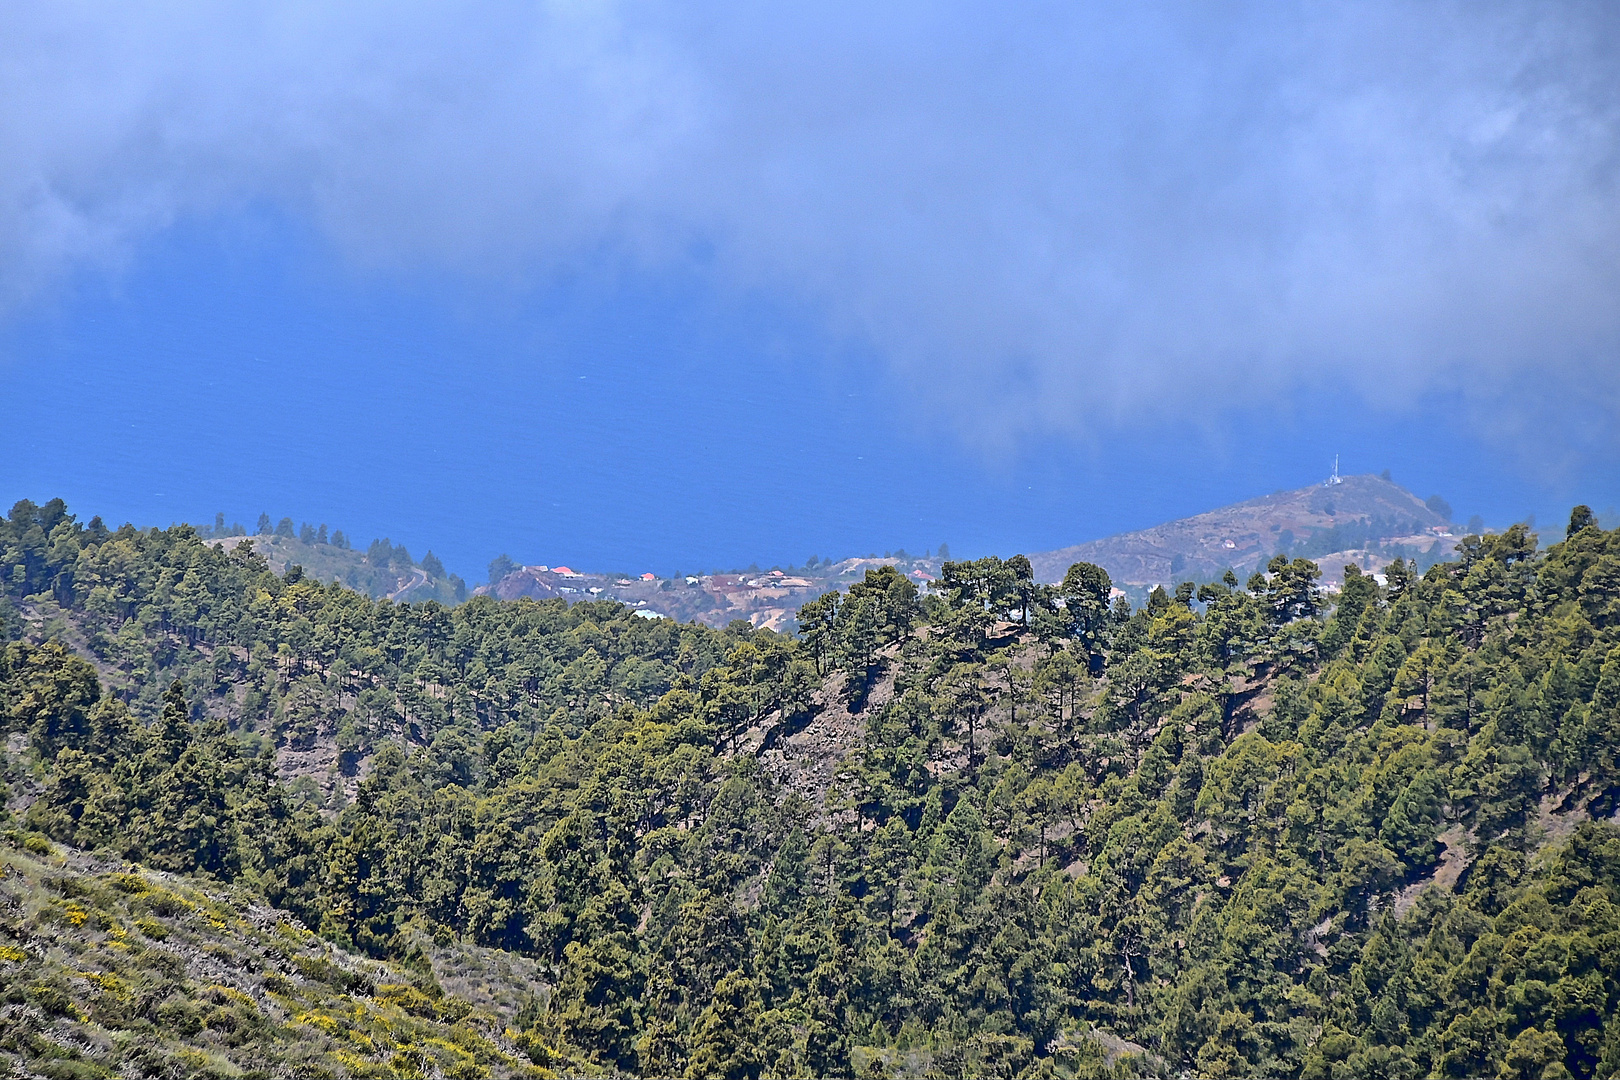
[481,552,950,632]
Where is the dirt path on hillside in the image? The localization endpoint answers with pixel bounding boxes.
[387,567,429,601]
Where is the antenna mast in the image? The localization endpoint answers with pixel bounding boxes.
[1326,455,1343,486]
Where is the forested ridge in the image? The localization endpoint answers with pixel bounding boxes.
[6,498,1620,1078]
[200,511,470,606]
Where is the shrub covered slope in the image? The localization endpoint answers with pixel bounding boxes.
[4,498,1620,1078]
[0,834,553,1078]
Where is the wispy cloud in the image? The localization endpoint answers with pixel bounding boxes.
[3,1,1616,447]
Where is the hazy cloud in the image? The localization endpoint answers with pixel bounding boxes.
[3,1,1617,445]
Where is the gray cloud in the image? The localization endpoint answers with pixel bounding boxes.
[3,1,1617,446]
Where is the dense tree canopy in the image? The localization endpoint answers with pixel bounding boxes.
[6,496,1620,1078]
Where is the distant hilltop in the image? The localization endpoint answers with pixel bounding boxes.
[483,474,1470,627]
[1028,473,1461,590]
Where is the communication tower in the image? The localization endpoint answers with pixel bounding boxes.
[1325,455,1343,486]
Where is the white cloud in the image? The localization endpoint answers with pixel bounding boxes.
[2,1,1617,446]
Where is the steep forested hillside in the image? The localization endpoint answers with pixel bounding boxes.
[4,497,1620,1078]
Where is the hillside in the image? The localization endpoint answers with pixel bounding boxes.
[7,495,1620,1078]
[0,833,556,1078]
[205,533,468,605]
[1029,473,1457,589]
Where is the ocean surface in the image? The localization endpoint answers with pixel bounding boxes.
[1,218,1605,582]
